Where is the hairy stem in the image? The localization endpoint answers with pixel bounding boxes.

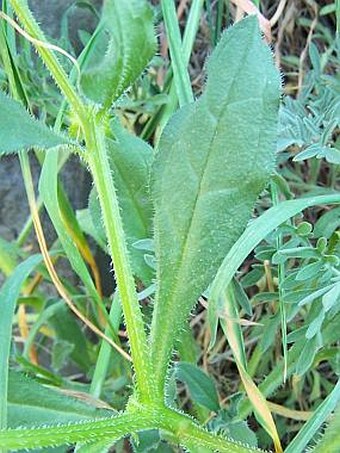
[8,0,155,403]
[84,117,154,402]
[0,404,260,452]
[9,0,85,121]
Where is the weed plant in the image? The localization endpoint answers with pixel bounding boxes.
[0,1,339,452]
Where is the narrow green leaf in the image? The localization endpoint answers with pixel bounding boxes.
[39,151,110,328]
[161,0,193,107]
[296,336,321,376]
[176,362,220,412]
[0,91,70,155]
[313,404,340,452]
[80,0,156,106]
[150,16,280,392]
[0,254,43,430]
[285,380,340,453]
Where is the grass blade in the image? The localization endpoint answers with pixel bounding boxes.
[39,151,111,330]
[161,0,194,107]
[0,254,43,430]
[220,287,282,453]
[285,380,340,453]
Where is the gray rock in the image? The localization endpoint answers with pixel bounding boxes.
[28,0,102,50]
[0,0,100,243]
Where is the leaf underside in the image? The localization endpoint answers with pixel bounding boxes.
[0,91,70,155]
[150,16,281,388]
[80,0,156,106]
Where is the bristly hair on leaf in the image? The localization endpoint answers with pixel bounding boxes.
[0,90,72,155]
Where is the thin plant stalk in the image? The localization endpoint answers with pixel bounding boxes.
[9,0,154,403]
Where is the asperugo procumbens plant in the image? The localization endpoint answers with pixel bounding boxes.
[0,1,339,452]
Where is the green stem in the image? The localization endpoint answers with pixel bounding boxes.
[9,0,154,402]
[84,118,154,402]
[9,0,85,121]
[0,405,260,452]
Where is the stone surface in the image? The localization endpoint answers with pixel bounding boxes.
[28,0,102,51]
[0,0,99,243]
[0,0,114,293]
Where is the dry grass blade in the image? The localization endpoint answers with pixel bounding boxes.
[220,288,283,453]
[0,11,80,76]
[231,0,272,42]
[25,182,132,363]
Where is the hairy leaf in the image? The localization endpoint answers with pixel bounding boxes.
[80,0,156,106]
[89,124,154,283]
[285,380,340,453]
[150,16,280,391]
[313,403,340,452]
[0,91,70,155]
[7,371,113,428]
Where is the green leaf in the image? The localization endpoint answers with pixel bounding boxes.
[295,261,325,281]
[39,151,109,328]
[286,380,340,453]
[306,311,325,339]
[176,362,220,412]
[0,254,44,430]
[90,124,154,283]
[0,91,70,155]
[210,411,258,449]
[322,282,340,312]
[150,16,280,390]
[314,207,340,238]
[76,440,115,452]
[80,0,156,106]
[48,303,91,372]
[7,371,113,428]
[0,236,20,276]
[296,336,321,376]
[313,404,340,452]
[77,207,107,251]
[208,194,340,349]
[108,125,154,283]
[52,339,75,371]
